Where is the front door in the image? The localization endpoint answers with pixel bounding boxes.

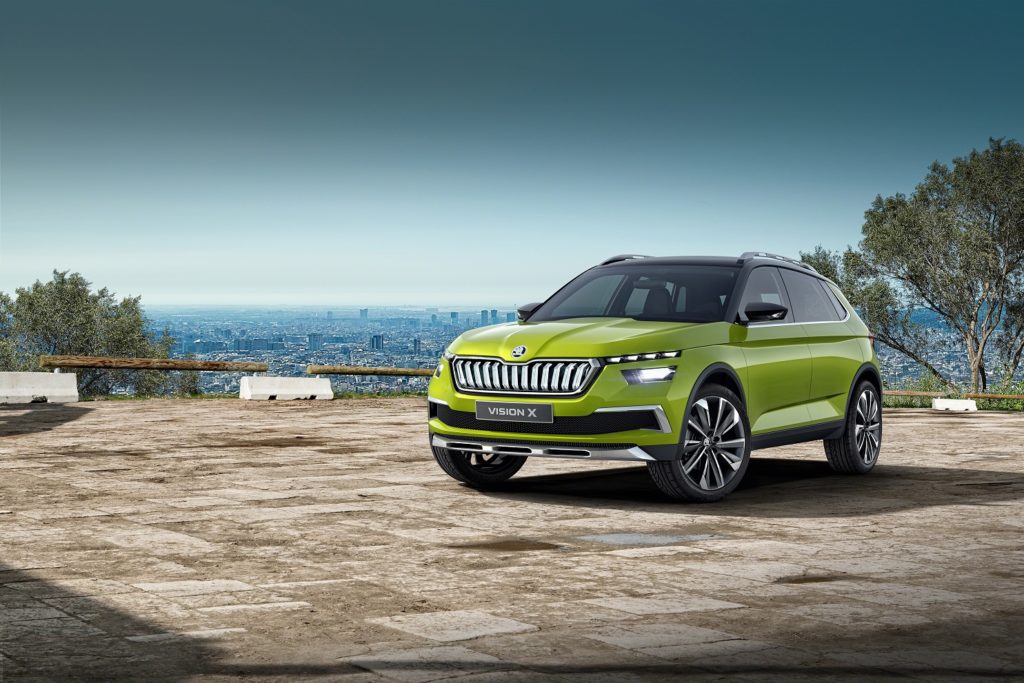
[733,266,813,434]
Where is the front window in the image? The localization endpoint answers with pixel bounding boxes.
[529,265,739,323]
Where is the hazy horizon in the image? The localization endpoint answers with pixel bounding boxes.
[3,1,1023,305]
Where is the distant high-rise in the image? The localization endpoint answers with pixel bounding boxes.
[413,338,422,354]
[480,309,488,326]
[431,313,438,325]
[506,312,516,322]
[308,333,324,351]
[450,312,459,323]
[326,311,334,320]
[371,334,385,351]
[490,309,498,324]
[359,308,369,320]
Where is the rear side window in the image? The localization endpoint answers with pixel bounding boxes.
[738,267,791,322]
[821,282,848,319]
[780,270,841,322]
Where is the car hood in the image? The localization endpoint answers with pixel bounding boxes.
[449,317,728,361]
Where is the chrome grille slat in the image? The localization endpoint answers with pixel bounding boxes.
[452,357,598,396]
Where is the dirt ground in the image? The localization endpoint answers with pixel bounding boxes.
[0,398,1021,682]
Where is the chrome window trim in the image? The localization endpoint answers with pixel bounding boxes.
[594,404,672,433]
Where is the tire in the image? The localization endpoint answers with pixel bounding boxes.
[646,383,752,502]
[824,380,881,474]
[431,445,527,489]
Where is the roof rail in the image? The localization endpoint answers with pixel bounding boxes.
[738,251,817,273]
[600,254,650,266]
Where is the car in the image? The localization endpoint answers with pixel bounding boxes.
[427,252,882,502]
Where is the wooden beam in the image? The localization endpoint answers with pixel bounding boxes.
[307,365,434,377]
[885,390,1024,400]
[963,392,1024,400]
[40,355,268,372]
[884,390,944,397]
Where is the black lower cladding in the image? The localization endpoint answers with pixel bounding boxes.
[431,402,661,435]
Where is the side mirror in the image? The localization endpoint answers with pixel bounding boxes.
[743,301,788,323]
[517,302,542,322]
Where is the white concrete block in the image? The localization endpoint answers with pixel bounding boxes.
[932,398,978,412]
[0,372,79,404]
[239,376,332,401]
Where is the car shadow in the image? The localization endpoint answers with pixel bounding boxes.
[0,562,214,681]
[478,456,1024,516]
[0,402,92,438]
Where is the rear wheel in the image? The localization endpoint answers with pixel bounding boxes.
[431,445,526,489]
[647,384,751,502]
[824,381,881,473]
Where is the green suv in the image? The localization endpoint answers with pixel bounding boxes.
[427,253,882,502]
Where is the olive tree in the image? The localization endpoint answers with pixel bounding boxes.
[803,138,1024,392]
[0,271,173,396]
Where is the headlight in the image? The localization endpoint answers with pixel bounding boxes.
[605,351,679,364]
[443,349,455,361]
[622,367,676,384]
[434,361,444,377]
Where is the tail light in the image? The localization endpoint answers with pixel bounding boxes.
[868,332,877,351]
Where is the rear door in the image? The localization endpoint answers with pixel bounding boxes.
[778,269,858,424]
[734,266,813,433]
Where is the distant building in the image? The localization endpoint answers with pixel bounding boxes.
[326,311,334,320]
[413,338,422,354]
[431,313,438,325]
[251,338,271,351]
[359,308,369,320]
[450,312,459,323]
[490,309,498,324]
[308,333,324,351]
[371,334,385,351]
[480,309,488,326]
[506,312,516,322]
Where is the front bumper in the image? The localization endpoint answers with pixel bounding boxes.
[430,433,675,462]
[427,355,700,461]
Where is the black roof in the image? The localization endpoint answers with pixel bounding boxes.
[596,253,824,278]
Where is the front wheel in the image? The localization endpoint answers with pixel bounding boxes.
[824,381,881,474]
[431,445,526,489]
[647,384,752,502]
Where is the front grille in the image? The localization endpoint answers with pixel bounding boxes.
[432,403,661,435]
[452,357,600,396]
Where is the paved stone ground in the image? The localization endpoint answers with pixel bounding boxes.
[0,399,1022,682]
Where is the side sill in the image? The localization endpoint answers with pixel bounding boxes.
[750,420,845,451]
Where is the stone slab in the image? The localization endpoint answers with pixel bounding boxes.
[239,376,332,401]
[0,371,78,404]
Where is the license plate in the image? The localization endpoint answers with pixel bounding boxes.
[475,401,554,423]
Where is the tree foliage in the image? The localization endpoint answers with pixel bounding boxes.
[0,271,174,396]
[803,138,1024,391]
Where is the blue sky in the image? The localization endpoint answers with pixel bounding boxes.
[1,0,1022,305]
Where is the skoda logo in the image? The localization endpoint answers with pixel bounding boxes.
[511,345,527,359]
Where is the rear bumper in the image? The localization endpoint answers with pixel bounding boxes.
[430,433,678,462]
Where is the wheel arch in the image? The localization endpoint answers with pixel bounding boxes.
[684,362,747,422]
[844,363,882,422]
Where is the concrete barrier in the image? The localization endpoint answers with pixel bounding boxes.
[932,398,978,412]
[239,376,333,401]
[0,372,79,404]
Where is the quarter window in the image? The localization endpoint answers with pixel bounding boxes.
[779,270,841,322]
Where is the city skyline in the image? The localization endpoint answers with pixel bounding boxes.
[3,1,1023,304]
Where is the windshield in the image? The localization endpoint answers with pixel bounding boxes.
[529,264,739,323]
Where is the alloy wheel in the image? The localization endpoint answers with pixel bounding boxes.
[681,397,746,491]
[854,389,881,465]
